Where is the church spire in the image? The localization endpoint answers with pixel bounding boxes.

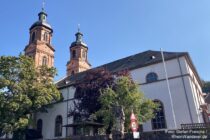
[75,24,83,43]
[38,1,47,22]
[66,27,91,76]
[24,5,55,68]
[75,30,83,43]
[38,11,47,22]
[75,24,83,42]
[29,1,52,31]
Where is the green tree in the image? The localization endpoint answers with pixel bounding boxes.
[0,55,61,139]
[70,68,115,121]
[203,81,210,93]
[96,76,158,133]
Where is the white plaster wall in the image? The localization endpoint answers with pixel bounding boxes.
[36,56,205,139]
[133,77,193,131]
[184,76,203,123]
[184,60,205,123]
[36,87,75,139]
[131,58,182,84]
[130,56,204,131]
[61,87,75,100]
[36,102,67,139]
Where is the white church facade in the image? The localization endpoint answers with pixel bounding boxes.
[23,9,208,139]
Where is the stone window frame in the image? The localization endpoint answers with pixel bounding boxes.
[42,56,48,66]
[43,32,48,42]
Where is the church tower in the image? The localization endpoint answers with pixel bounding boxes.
[66,29,91,76]
[24,8,55,68]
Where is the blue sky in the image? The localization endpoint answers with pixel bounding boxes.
[0,0,210,81]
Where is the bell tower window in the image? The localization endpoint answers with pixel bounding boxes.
[82,50,86,59]
[72,50,76,58]
[31,32,36,42]
[42,56,48,66]
[44,32,48,42]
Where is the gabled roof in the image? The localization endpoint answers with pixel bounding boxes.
[56,50,188,89]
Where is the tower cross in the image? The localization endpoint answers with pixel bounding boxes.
[42,1,45,11]
[78,24,80,32]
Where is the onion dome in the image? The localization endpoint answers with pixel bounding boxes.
[30,9,52,31]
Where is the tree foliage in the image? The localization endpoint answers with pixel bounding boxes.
[69,68,115,121]
[203,81,210,93]
[96,76,158,132]
[70,68,157,133]
[0,55,60,135]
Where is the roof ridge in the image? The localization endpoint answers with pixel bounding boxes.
[56,50,188,88]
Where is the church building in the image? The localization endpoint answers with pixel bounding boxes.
[24,9,208,139]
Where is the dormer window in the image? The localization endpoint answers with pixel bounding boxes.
[146,72,158,83]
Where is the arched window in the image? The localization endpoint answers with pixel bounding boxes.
[31,32,36,42]
[82,50,86,59]
[37,119,43,134]
[146,72,158,83]
[71,71,75,75]
[72,50,76,58]
[152,100,167,130]
[44,32,48,42]
[55,115,62,137]
[42,56,48,66]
